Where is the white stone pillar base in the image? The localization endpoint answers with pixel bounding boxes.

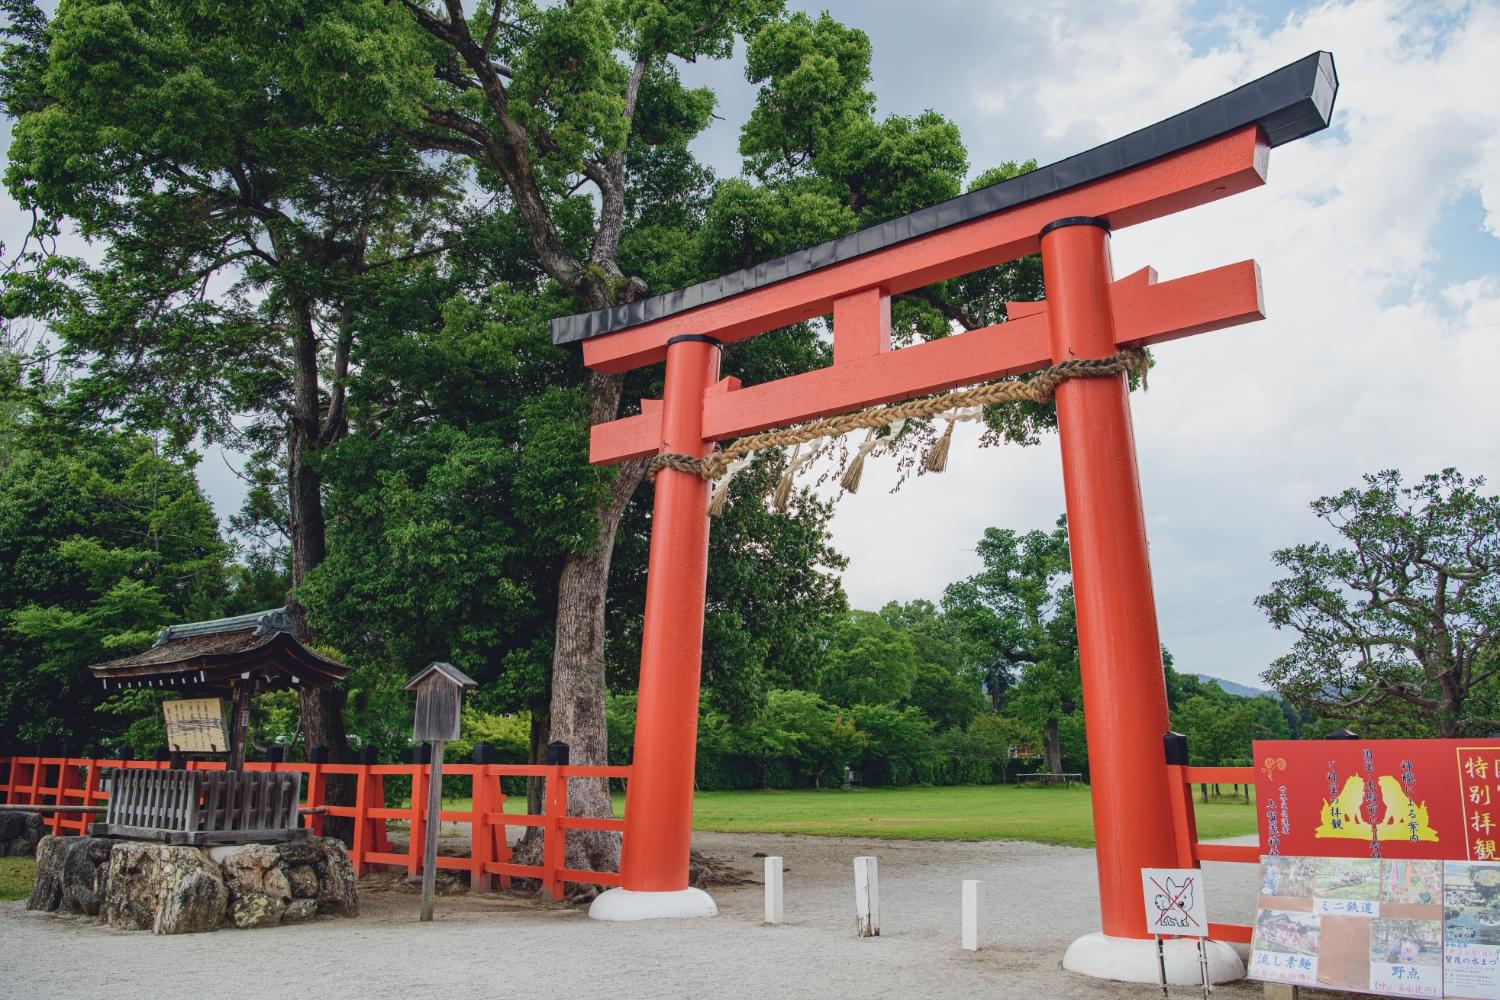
[587,887,718,921]
[1063,932,1245,985]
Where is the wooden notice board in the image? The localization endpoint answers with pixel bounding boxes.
[163,697,228,753]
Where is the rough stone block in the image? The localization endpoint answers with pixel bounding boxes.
[313,837,359,917]
[286,864,319,899]
[60,836,114,915]
[26,835,73,912]
[230,890,286,929]
[282,897,318,923]
[221,844,291,902]
[105,842,226,934]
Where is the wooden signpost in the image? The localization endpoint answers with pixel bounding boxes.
[404,661,477,922]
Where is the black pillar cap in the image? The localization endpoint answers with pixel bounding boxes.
[545,740,570,766]
[1164,731,1190,766]
[308,745,330,764]
[1326,727,1359,740]
[472,742,496,765]
[118,747,134,762]
[154,746,172,762]
[411,744,431,765]
[268,745,286,763]
[357,746,378,765]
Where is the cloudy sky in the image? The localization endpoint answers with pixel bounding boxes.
[677,0,1500,688]
[3,1,1497,689]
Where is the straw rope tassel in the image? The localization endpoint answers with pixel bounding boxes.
[707,454,755,517]
[772,444,804,512]
[922,407,982,473]
[840,418,907,494]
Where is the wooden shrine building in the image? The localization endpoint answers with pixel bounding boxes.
[90,607,348,771]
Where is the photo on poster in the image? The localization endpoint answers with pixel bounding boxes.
[1316,856,1382,917]
[1383,860,1443,906]
[1445,861,1500,999]
[1317,857,1383,900]
[1255,908,1321,956]
[1262,856,1318,899]
[1252,908,1320,986]
[1368,917,1443,998]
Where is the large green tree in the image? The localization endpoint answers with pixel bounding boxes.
[0,388,234,748]
[1259,469,1500,737]
[1,0,458,756]
[943,517,1079,773]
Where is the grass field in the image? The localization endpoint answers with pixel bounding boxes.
[0,856,35,901]
[459,783,1255,848]
[682,785,1256,847]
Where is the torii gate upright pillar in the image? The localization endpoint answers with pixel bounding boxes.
[1042,218,1238,978]
[590,334,722,921]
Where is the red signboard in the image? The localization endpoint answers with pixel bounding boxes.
[1254,739,1500,862]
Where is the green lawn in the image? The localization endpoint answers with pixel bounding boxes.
[684,785,1256,847]
[448,783,1255,849]
[0,856,35,901]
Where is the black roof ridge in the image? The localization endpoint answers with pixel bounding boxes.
[551,50,1336,346]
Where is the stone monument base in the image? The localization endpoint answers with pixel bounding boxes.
[26,834,358,934]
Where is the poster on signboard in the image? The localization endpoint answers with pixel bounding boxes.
[1250,855,1444,997]
[1444,861,1500,999]
[1253,739,1500,862]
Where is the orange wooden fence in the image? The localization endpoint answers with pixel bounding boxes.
[0,754,628,900]
[1166,762,1259,944]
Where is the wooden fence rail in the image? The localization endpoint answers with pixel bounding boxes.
[0,754,629,900]
[1167,762,1260,944]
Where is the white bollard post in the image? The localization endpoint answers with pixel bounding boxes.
[854,856,880,938]
[764,856,783,924]
[961,879,984,951]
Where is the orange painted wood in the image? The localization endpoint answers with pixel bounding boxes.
[1208,922,1254,944]
[832,287,890,366]
[543,771,567,900]
[1111,261,1263,348]
[588,260,1264,464]
[582,126,1268,373]
[0,754,631,895]
[1165,765,1200,869]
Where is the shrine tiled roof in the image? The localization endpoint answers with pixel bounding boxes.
[89,608,348,691]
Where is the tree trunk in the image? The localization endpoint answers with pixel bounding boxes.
[1043,718,1063,775]
[527,710,548,817]
[544,374,643,878]
[285,328,353,837]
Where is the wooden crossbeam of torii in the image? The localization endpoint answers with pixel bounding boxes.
[556,50,1338,965]
[590,258,1264,463]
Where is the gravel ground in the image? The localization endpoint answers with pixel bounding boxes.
[0,832,1283,1000]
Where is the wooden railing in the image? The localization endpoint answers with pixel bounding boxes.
[0,754,629,900]
[1165,761,1259,944]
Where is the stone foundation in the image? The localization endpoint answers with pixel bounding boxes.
[26,835,358,934]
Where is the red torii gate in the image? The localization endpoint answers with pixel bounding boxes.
[557,52,1336,977]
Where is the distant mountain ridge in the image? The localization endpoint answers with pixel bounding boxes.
[1196,674,1275,700]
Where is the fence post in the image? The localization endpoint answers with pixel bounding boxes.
[854,856,879,938]
[543,766,567,901]
[306,745,328,837]
[962,879,984,951]
[470,744,495,893]
[764,856,784,924]
[1164,731,1199,869]
[352,753,373,876]
[408,745,429,878]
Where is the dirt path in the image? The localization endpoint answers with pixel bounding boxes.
[1,832,1280,1000]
